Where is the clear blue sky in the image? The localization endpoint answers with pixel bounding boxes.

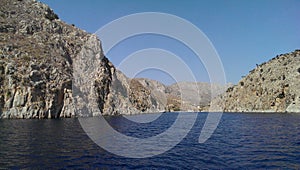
[40,0,300,85]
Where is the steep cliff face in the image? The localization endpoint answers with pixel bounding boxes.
[211,50,300,113]
[0,0,164,118]
[0,0,87,118]
[100,71,166,115]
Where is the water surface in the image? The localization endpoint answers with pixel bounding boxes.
[0,112,299,169]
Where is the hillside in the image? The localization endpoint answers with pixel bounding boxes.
[211,50,300,113]
[0,0,166,118]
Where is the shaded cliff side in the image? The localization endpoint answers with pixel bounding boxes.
[211,50,300,113]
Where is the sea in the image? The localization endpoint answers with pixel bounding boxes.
[0,112,299,169]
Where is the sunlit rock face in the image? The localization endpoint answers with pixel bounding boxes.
[0,0,168,118]
[211,50,300,113]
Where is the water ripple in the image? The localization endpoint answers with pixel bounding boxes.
[0,113,299,169]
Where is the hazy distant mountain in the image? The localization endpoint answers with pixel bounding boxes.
[166,82,230,107]
[136,78,229,112]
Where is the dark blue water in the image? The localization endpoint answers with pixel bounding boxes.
[0,112,299,169]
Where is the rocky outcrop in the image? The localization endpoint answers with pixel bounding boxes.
[211,50,300,113]
[99,71,167,115]
[0,0,88,118]
[0,0,164,118]
[136,78,167,111]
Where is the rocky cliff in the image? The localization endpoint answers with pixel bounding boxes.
[211,50,300,113]
[0,0,84,118]
[2,0,270,119]
[0,0,166,118]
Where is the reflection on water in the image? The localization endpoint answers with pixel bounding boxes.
[0,113,299,169]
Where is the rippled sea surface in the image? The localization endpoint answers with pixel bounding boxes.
[0,112,299,169]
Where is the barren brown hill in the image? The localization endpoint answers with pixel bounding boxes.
[211,50,300,113]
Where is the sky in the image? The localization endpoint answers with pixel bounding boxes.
[40,0,300,85]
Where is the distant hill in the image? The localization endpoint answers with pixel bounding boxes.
[210,50,300,113]
[166,82,230,108]
[136,78,229,112]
